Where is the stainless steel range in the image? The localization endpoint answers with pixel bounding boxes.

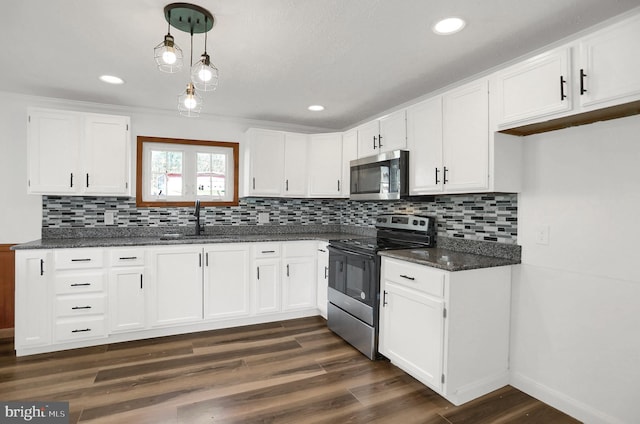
[327,214,436,359]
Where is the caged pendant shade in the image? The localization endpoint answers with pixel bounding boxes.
[178,82,203,117]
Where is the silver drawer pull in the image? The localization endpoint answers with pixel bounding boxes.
[118,256,137,260]
[70,283,91,287]
[400,274,415,281]
[72,328,91,333]
[71,258,92,262]
[72,306,92,310]
[261,250,275,254]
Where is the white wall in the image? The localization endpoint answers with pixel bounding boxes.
[0,91,324,244]
[512,115,640,424]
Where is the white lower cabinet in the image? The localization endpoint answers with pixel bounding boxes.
[148,246,204,327]
[282,242,317,311]
[15,250,52,349]
[379,257,511,406]
[14,241,323,356]
[253,243,282,315]
[316,242,329,319]
[109,248,146,333]
[204,244,251,320]
[52,248,107,343]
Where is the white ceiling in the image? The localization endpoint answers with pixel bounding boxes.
[3,0,640,130]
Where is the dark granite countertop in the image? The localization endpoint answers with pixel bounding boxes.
[379,247,519,272]
[12,232,362,250]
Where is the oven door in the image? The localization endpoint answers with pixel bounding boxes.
[327,246,378,325]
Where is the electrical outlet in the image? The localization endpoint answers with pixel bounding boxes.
[104,211,115,226]
[534,225,550,245]
[257,212,270,224]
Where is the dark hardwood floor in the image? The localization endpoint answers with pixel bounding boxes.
[0,316,580,423]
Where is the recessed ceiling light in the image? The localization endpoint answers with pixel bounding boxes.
[99,75,125,84]
[433,17,466,35]
[308,105,325,112]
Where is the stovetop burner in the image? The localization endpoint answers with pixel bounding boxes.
[329,214,436,255]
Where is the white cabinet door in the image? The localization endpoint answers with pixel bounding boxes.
[341,129,358,198]
[316,242,329,319]
[407,97,443,194]
[380,280,444,391]
[283,256,316,311]
[308,133,343,197]
[246,129,285,196]
[379,110,407,152]
[442,80,490,192]
[109,268,145,332]
[15,250,52,349]
[83,114,130,195]
[283,133,308,197]
[27,109,80,194]
[579,13,640,110]
[357,120,380,158]
[148,247,203,327]
[203,244,251,320]
[254,258,281,314]
[494,47,572,127]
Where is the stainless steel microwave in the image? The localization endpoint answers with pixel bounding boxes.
[350,150,409,200]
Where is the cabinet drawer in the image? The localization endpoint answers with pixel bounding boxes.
[253,243,281,258]
[55,316,107,342]
[55,249,104,269]
[110,249,145,267]
[55,272,106,294]
[56,295,106,317]
[383,258,445,297]
[283,241,318,257]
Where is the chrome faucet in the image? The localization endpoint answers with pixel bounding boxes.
[193,199,204,235]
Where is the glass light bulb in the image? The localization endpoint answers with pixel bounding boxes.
[198,68,213,82]
[183,95,197,110]
[162,48,177,65]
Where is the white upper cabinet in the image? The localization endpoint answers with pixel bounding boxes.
[442,80,490,192]
[407,79,503,195]
[357,109,407,158]
[245,128,286,196]
[579,12,640,110]
[493,11,640,132]
[494,47,573,128]
[283,132,308,197]
[83,114,131,195]
[307,132,343,197]
[341,129,358,198]
[27,108,130,196]
[406,96,443,195]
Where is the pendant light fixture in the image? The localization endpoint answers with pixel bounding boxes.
[155,3,216,117]
[191,16,219,92]
[178,32,202,117]
[154,10,183,73]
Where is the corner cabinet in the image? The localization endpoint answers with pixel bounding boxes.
[27,108,131,196]
[379,257,512,406]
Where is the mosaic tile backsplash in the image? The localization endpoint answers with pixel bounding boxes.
[42,194,518,244]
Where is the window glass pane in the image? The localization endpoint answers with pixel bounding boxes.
[197,152,226,197]
[150,150,183,196]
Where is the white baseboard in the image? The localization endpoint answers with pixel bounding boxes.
[510,371,625,424]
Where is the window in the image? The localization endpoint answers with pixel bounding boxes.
[137,136,239,207]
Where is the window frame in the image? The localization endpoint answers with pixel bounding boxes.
[136,136,239,207]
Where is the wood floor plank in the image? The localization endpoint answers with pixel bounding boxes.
[0,317,581,423]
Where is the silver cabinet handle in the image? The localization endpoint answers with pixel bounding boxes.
[400,274,415,281]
